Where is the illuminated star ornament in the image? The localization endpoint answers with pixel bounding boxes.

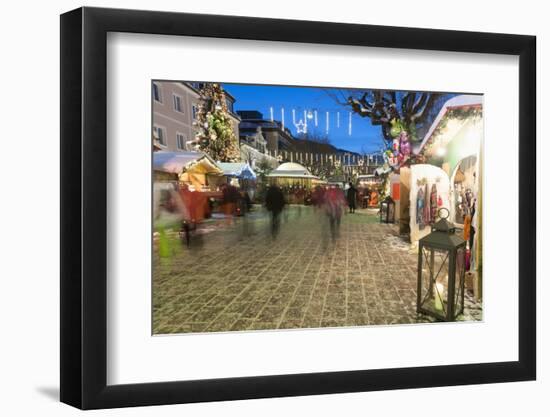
[295,119,307,134]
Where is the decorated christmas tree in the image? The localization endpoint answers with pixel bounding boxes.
[193,83,240,162]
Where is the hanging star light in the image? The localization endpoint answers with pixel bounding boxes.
[295,119,307,134]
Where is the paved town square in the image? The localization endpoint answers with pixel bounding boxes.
[153,206,482,334]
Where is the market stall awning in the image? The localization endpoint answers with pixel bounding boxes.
[267,162,319,179]
[153,151,223,176]
[217,162,257,180]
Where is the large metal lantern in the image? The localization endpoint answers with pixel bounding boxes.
[379,196,395,224]
[417,210,467,321]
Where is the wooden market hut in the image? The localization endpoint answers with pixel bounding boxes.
[153,151,224,191]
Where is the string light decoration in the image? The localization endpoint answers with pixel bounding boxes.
[266,105,359,136]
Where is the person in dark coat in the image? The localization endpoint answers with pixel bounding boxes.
[346,182,358,213]
[265,185,286,238]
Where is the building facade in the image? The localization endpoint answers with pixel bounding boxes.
[237,110,294,154]
[153,81,240,152]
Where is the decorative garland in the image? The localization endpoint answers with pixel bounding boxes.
[419,105,483,159]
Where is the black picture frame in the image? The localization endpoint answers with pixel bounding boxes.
[60,6,536,410]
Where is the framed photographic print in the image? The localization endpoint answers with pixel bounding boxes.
[60,6,536,410]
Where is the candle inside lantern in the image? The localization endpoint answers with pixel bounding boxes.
[434,283,444,311]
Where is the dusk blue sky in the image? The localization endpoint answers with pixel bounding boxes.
[222,83,458,154]
[222,83,385,154]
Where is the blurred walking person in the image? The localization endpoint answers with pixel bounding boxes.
[346,181,358,213]
[221,183,240,225]
[323,186,346,242]
[265,184,285,239]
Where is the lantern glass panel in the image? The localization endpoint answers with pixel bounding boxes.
[380,202,387,221]
[454,246,466,316]
[420,246,450,317]
[388,202,395,223]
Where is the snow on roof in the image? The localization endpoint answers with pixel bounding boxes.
[153,151,222,175]
[217,162,257,179]
[416,95,483,154]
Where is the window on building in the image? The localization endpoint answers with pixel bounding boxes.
[153,126,166,146]
[189,82,204,91]
[225,98,234,113]
[173,94,183,113]
[176,133,186,150]
[152,83,162,103]
[192,104,198,120]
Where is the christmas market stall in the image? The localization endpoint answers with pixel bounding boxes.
[267,162,320,204]
[217,161,258,204]
[356,174,383,208]
[217,162,256,186]
[414,94,483,299]
[153,151,224,191]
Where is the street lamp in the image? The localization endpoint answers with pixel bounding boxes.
[379,196,395,224]
[416,209,467,321]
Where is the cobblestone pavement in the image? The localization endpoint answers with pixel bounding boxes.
[153,206,482,334]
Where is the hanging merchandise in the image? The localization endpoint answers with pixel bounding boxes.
[465,248,471,271]
[423,183,430,225]
[463,215,472,241]
[430,184,438,224]
[416,186,426,229]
